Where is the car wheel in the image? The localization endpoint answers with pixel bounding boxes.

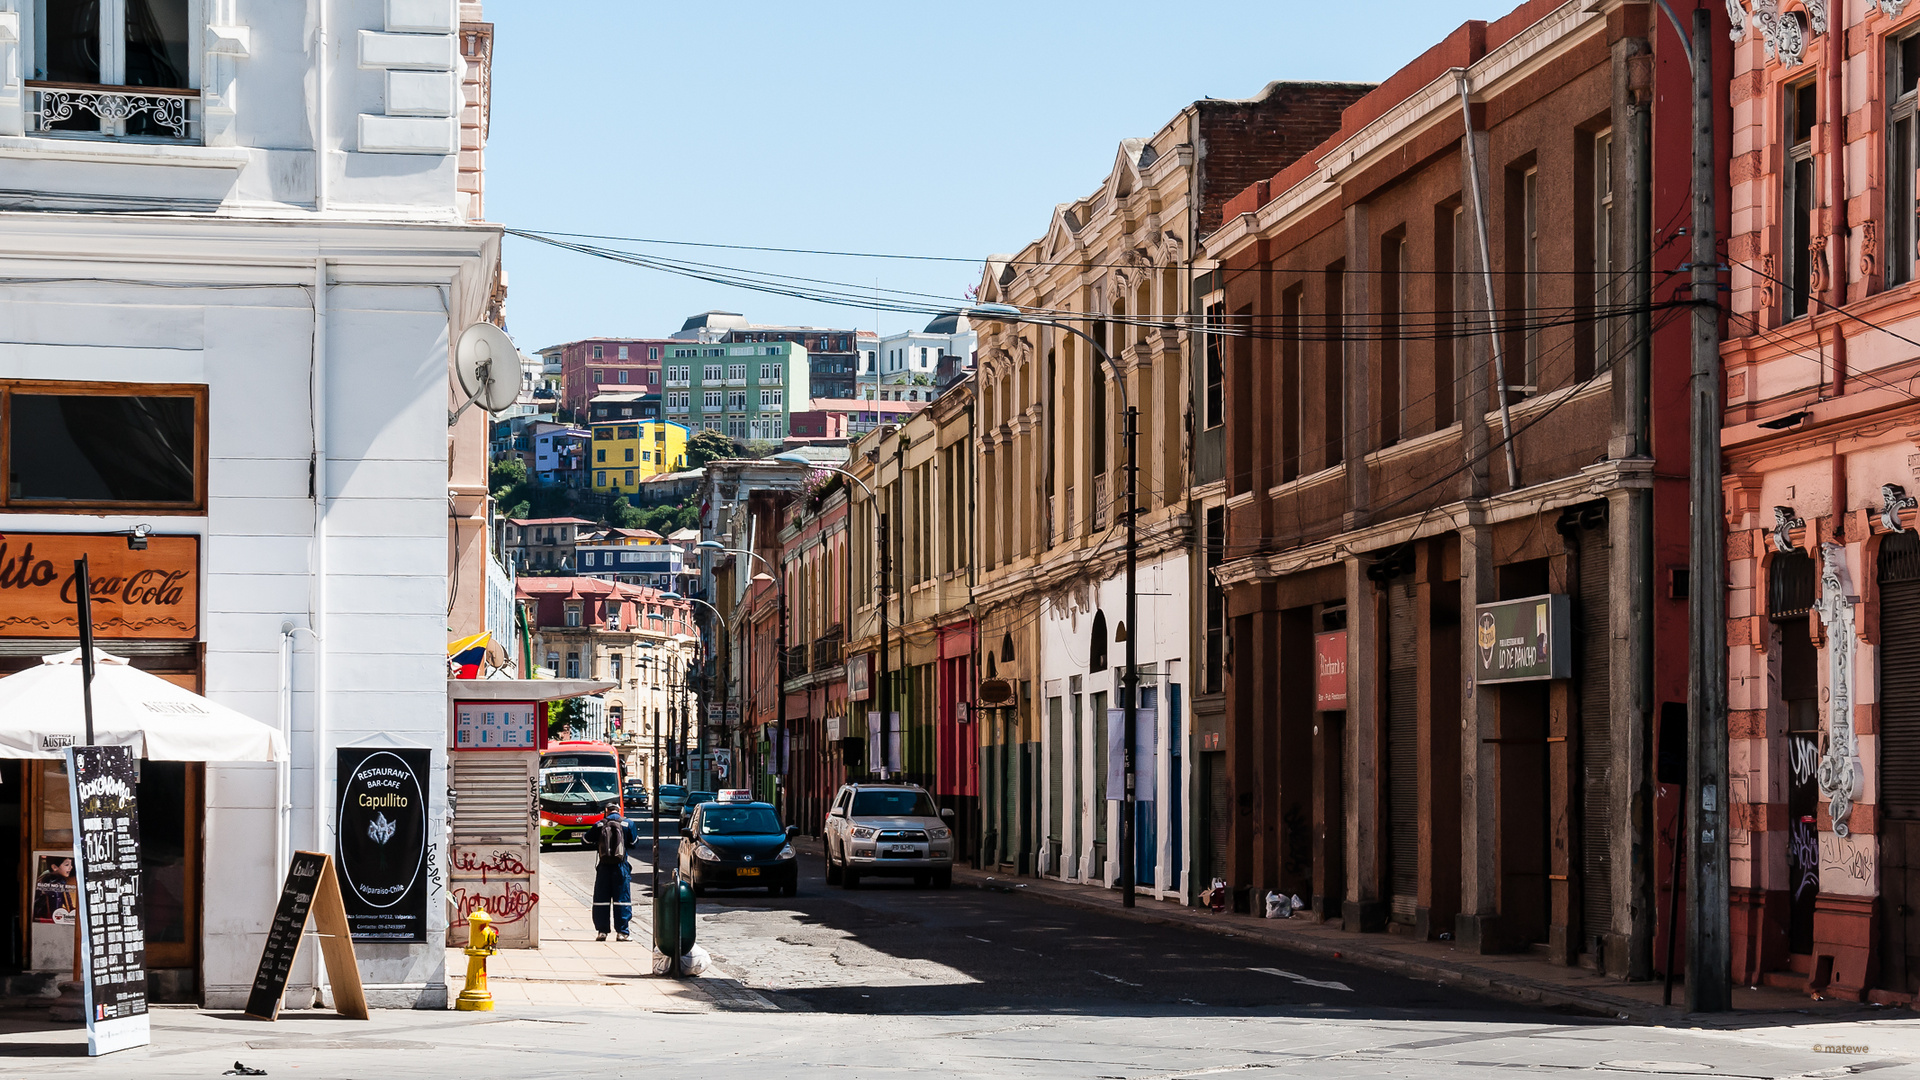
[824,852,843,886]
[692,883,706,897]
[842,868,860,890]
[913,873,930,888]
[933,870,952,890]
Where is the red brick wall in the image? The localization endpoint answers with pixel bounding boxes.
[1200,82,1374,233]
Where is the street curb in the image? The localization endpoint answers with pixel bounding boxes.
[949,869,1685,1026]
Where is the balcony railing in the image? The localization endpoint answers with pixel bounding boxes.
[782,644,810,679]
[812,626,844,670]
[1093,474,1109,530]
[759,375,784,385]
[29,82,199,141]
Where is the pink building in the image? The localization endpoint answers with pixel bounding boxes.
[541,337,675,416]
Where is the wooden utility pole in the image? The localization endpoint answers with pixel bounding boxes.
[1685,8,1732,1013]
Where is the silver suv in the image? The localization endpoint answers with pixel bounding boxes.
[823,783,955,889]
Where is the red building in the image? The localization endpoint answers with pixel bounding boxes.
[542,337,675,416]
[1203,0,1712,979]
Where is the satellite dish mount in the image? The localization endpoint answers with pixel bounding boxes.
[449,322,521,427]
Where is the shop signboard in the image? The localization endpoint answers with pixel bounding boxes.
[66,744,148,1056]
[1314,630,1348,710]
[335,747,431,942]
[1473,593,1573,685]
[244,851,367,1021]
[0,533,198,639]
[847,653,871,701]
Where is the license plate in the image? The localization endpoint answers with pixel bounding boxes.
[887,846,918,857]
[735,867,760,877]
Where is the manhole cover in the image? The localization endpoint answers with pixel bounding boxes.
[1599,1064,1715,1075]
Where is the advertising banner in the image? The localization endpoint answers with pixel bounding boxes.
[1314,630,1348,710]
[335,747,431,942]
[66,744,148,1056]
[0,533,198,639]
[847,653,871,701]
[1473,593,1573,685]
[1106,708,1158,798]
[453,701,540,750]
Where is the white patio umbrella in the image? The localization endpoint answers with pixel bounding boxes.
[0,649,287,761]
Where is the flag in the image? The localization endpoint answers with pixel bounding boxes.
[448,631,490,679]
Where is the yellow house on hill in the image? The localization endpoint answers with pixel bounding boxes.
[592,420,690,495]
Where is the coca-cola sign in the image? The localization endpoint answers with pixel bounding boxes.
[0,533,197,639]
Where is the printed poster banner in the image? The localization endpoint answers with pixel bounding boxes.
[1473,593,1573,685]
[66,744,149,1056]
[1106,708,1159,800]
[336,747,431,943]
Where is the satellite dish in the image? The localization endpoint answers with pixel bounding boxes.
[452,322,521,421]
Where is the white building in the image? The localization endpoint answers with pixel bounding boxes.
[857,312,976,401]
[0,1,501,1009]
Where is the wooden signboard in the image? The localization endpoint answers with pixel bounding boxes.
[0,533,198,639]
[244,852,368,1021]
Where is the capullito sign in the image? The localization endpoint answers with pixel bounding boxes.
[335,747,430,943]
[0,533,198,639]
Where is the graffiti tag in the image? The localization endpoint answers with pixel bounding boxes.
[450,880,539,925]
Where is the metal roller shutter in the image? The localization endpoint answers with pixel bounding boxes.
[1387,580,1419,923]
[1578,533,1613,948]
[452,753,537,842]
[1879,533,1920,817]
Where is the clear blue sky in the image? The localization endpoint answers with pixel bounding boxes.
[486,1,1493,353]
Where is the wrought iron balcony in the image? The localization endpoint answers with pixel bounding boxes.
[812,626,844,670]
[29,81,198,141]
[781,644,810,679]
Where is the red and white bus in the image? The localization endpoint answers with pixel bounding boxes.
[538,740,624,847]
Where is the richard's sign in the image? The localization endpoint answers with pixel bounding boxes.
[1474,594,1572,684]
[1314,630,1348,710]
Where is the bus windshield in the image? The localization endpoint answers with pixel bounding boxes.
[540,769,618,814]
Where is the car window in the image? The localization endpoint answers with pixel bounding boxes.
[700,807,783,836]
[659,785,687,798]
[851,790,938,817]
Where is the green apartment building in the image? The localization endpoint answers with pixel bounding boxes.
[662,339,811,441]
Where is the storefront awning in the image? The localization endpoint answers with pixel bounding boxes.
[0,650,287,761]
[447,678,615,703]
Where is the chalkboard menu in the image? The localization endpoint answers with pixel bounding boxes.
[66,745,149,1056]
[336,747,431,942]
[246,852,326,1020]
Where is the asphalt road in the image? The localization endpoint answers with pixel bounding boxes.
[551,813,1553,1021]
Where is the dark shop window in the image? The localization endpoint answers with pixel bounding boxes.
[2,383,205,509]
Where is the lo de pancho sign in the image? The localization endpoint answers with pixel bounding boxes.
[1474,593,1572,684]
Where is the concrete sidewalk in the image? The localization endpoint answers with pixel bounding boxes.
[786,835,1890,1030]
[446,850,778,1013]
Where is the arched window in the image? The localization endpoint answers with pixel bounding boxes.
[1089,610,1109,672]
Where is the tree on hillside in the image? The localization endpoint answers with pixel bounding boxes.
[686,428,741,470]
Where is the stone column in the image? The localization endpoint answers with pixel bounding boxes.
[1345,554,1386,931]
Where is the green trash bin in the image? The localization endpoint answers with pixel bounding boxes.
[652,877,697,976]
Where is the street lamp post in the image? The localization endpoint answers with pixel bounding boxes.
[701,542,787,815]
[663,592,727,794]
[967,304,1139,909]
[770,456,885,780]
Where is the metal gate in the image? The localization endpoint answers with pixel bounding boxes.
[1577,531,1613,954]
[1205,752,1229,886]
[1047,695,1064,875]
[1878,531,1920,991]
[1386,579,1419,924]
[449,749,540,948]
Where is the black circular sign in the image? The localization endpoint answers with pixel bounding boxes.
[336,750,427,919]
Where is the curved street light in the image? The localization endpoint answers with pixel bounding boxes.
[698,541,789,818]
[663,591,729,794]
[967,301,1141,909]
[773,454,894,782]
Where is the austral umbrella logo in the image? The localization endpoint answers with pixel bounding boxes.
[1477,610,1497,667]
[336,750,427,932]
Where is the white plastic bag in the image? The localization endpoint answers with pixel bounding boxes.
[680,944,711,976]
[1263,891,1290,919]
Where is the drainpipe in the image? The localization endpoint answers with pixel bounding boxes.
[1825,27,1847,392]
[309,256,330,1004]
[1455,70,1522,492]
[313,0,328,212]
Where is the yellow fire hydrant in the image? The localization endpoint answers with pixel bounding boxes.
[455,909,498,1012]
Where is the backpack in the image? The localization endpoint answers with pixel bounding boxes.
[595,816,627,863]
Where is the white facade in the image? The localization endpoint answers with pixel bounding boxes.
[859,326,975,401]
[0,0,499,1009]
[1036,552,1191,903]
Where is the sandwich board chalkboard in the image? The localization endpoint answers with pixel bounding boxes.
[67,745,149,1056]
[244,852,368,1021]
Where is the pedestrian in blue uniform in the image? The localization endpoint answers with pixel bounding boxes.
[591,807,632,941]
